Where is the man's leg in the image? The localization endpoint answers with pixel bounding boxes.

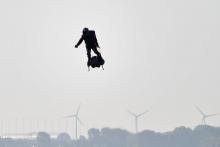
[92,47,103,60]
[86,47,91,66]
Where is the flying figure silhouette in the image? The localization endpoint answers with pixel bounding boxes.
[75,28,105,71]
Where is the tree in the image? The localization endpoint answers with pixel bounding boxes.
[36,132,51,147]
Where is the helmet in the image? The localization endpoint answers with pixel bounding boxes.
[83,28,89,34]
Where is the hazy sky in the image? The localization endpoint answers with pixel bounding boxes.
[0,0,220,137]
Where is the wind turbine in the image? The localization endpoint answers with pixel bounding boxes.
[195,106,218,125]
[127,109,148,133]
[64,105,83,140]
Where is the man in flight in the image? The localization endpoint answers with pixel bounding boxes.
[75,28,104,67]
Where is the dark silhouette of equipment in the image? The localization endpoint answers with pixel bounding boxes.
[75,28,105,71]
[90,56,105,70]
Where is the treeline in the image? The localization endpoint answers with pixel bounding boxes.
[1,125,220,147]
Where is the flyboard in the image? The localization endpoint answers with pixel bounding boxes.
[88,56,105,71]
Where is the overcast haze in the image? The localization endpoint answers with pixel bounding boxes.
[0,0,220,137]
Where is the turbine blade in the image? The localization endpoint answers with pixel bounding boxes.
[195,106,205,116]
[76,104,81,115]
[206,113,219,118]
[137,110,148,117]
[64,115,75,118]
[127,110,137,117]
[76,117,84,126]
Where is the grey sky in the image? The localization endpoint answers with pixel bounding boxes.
[0,0,220,137]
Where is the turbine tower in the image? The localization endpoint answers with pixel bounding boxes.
[195,106,218,125]
[127,109,148,133]
[65,104,83,140]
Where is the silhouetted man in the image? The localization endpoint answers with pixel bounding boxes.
[75,28,103,67]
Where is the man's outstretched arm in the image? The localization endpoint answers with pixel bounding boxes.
[75,36,83,48]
